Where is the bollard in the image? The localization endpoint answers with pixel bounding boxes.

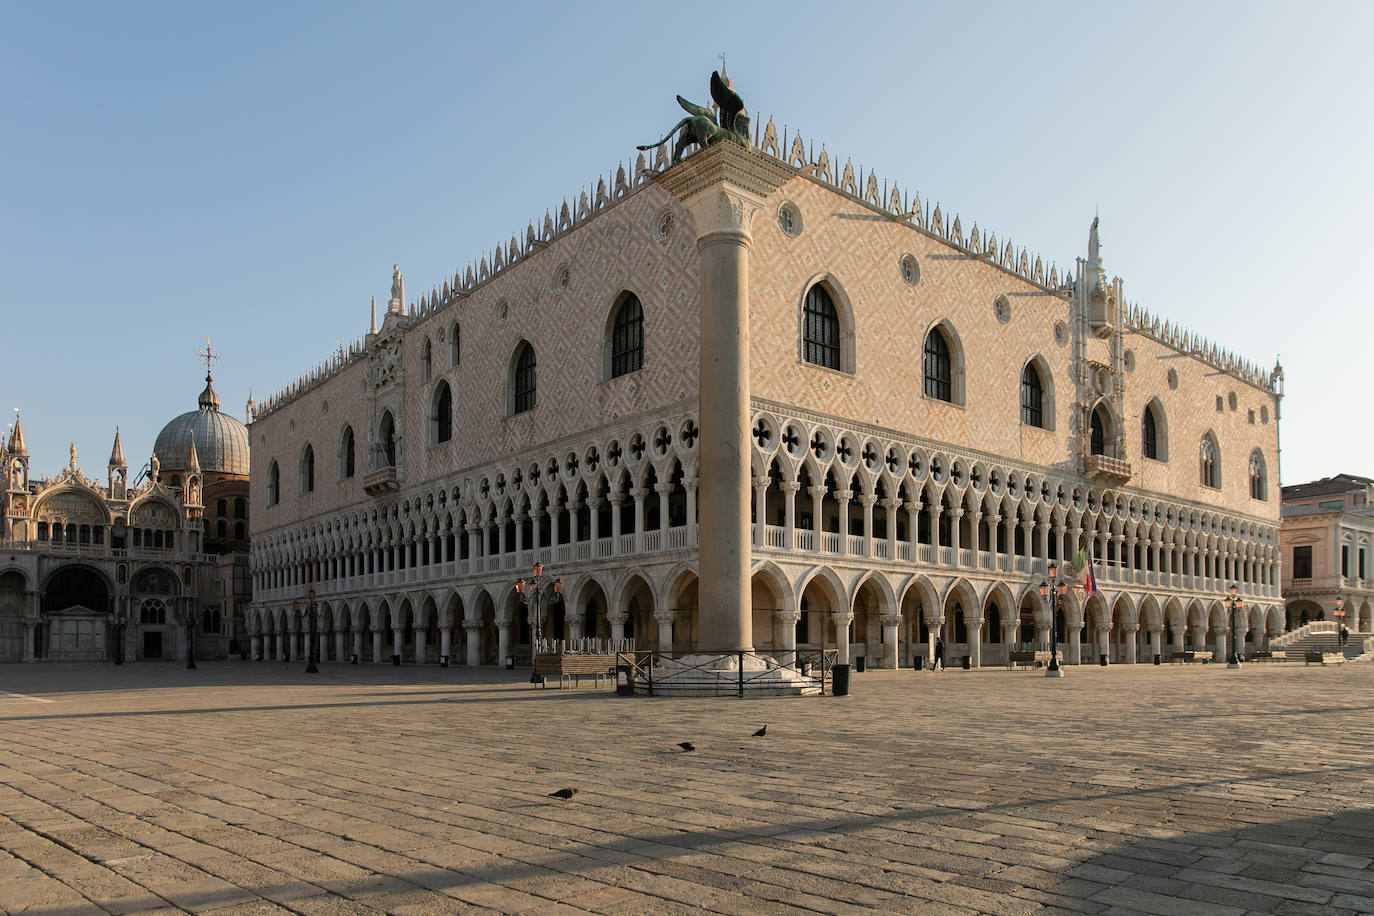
[832,663,851,696]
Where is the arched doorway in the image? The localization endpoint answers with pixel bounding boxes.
[42,566,111,661]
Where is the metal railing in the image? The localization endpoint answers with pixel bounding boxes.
[614,648,838,697]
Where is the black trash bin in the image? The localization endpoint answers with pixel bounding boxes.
[1153,653,1161,666]
[854,655,865,673]
[615,665,634,696]
[961,655,971,670]
[1099,654,1108,666]
[913,655,923,670]
[832,663,851,696]
[392,654,401,666]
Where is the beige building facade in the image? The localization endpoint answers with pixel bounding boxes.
[1280,473,1373,633]
[248,103,1285,670]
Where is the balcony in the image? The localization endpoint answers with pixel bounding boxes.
[362,466,399,496]
[1084,454,1132,484]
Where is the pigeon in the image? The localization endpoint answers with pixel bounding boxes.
[677,742,696,752]
[547,788,577,799]
[751,725,767,737]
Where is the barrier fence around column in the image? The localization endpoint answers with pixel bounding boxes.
[613,649,838,697]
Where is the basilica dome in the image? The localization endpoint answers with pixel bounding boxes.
[153,374,250,477]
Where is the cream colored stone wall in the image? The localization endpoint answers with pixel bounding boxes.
[746,176,1280,523]
[252,186,702,528]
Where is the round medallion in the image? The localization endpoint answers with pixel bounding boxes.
[899,253,920,286]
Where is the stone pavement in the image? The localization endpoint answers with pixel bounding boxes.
[0,661,1371,916]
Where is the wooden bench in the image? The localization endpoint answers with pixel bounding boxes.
[533,653,618,688]
[1167,650,1214,664]
[1006,650,1050,670]
[1250,650,1286,662]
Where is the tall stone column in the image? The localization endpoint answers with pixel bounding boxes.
[657,143,793,653]
[464,620,482,666]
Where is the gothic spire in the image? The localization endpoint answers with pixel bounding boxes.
[187,430,201,476]
[8,412,26,457]
[109,427,125,468]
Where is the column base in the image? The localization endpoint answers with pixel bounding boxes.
[1045,667,1065,678]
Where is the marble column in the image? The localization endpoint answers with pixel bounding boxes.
[656,143,792,653]
[464,620,482,666]
[831,612,854,664]
[879,614,902,668]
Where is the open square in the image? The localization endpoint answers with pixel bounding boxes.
[1,662,1371,914]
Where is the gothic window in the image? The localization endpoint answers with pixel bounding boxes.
[1090,405,1109,456]
[202,607,221,634]
[449,322,461,368]
[1249,449,1267,500]
[923,328,952,401]
[803,285,840,370]
[379,412,397,467]
[1020,362,1044,427]
[140,599,166,625]
[1200,433,1220,489]
[300,444,315,493]
[267,461,279,506]
[1142,405,1158,459]
[610,293,644,378]
[512,342,536,414]
[431,381,453,444]
[421,339,433,381]
[340,425,355,478]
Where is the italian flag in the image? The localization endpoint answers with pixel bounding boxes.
[1070,548,1097,596]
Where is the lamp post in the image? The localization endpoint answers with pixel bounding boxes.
[514,563,562,684]
[185,607,197,670]
[1225,584,1242,668]
[1039,563,1067,678]
[306,589,319,674]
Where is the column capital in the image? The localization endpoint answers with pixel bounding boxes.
[655,143,796,241]
[780,480,802,494]
[880,497,901,509]
[808,485,827,499]
[752,476,772,490]
[835,489,853,502]
[774,608,801,623]
[858,494,878,507]
[878,614,903,627]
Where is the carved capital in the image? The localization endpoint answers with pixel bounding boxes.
[656,143,794,242]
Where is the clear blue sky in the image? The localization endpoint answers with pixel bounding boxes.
[3,1,1370,487]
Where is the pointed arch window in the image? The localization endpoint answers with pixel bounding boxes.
[379,412,396,467]
[1090,405,1108,456]
[340,425,355,479]
[1020,363,1044,427]
[431,381,453,444]
[421,339,433,381]
[803,285,840,370]
[1142,406,1158,459]
[267,461,280,506]
[924,328,953,401]
[300,444,315,493]
[513,343,536,414]
[611,293,644,378]
[449,322,461,368]
[1249,449,1267,500]
[1200,433,1220,489]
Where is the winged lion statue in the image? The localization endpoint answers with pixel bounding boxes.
[638,70,750,164]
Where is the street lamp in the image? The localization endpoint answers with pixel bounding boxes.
[1225,584,1242,668]
[514,563,562,684]
[306,589,319,673]
[1039,562,1067,678]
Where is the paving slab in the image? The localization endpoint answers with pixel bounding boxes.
[0,661,1371,914]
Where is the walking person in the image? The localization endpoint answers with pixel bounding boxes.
[933,636,945,671]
